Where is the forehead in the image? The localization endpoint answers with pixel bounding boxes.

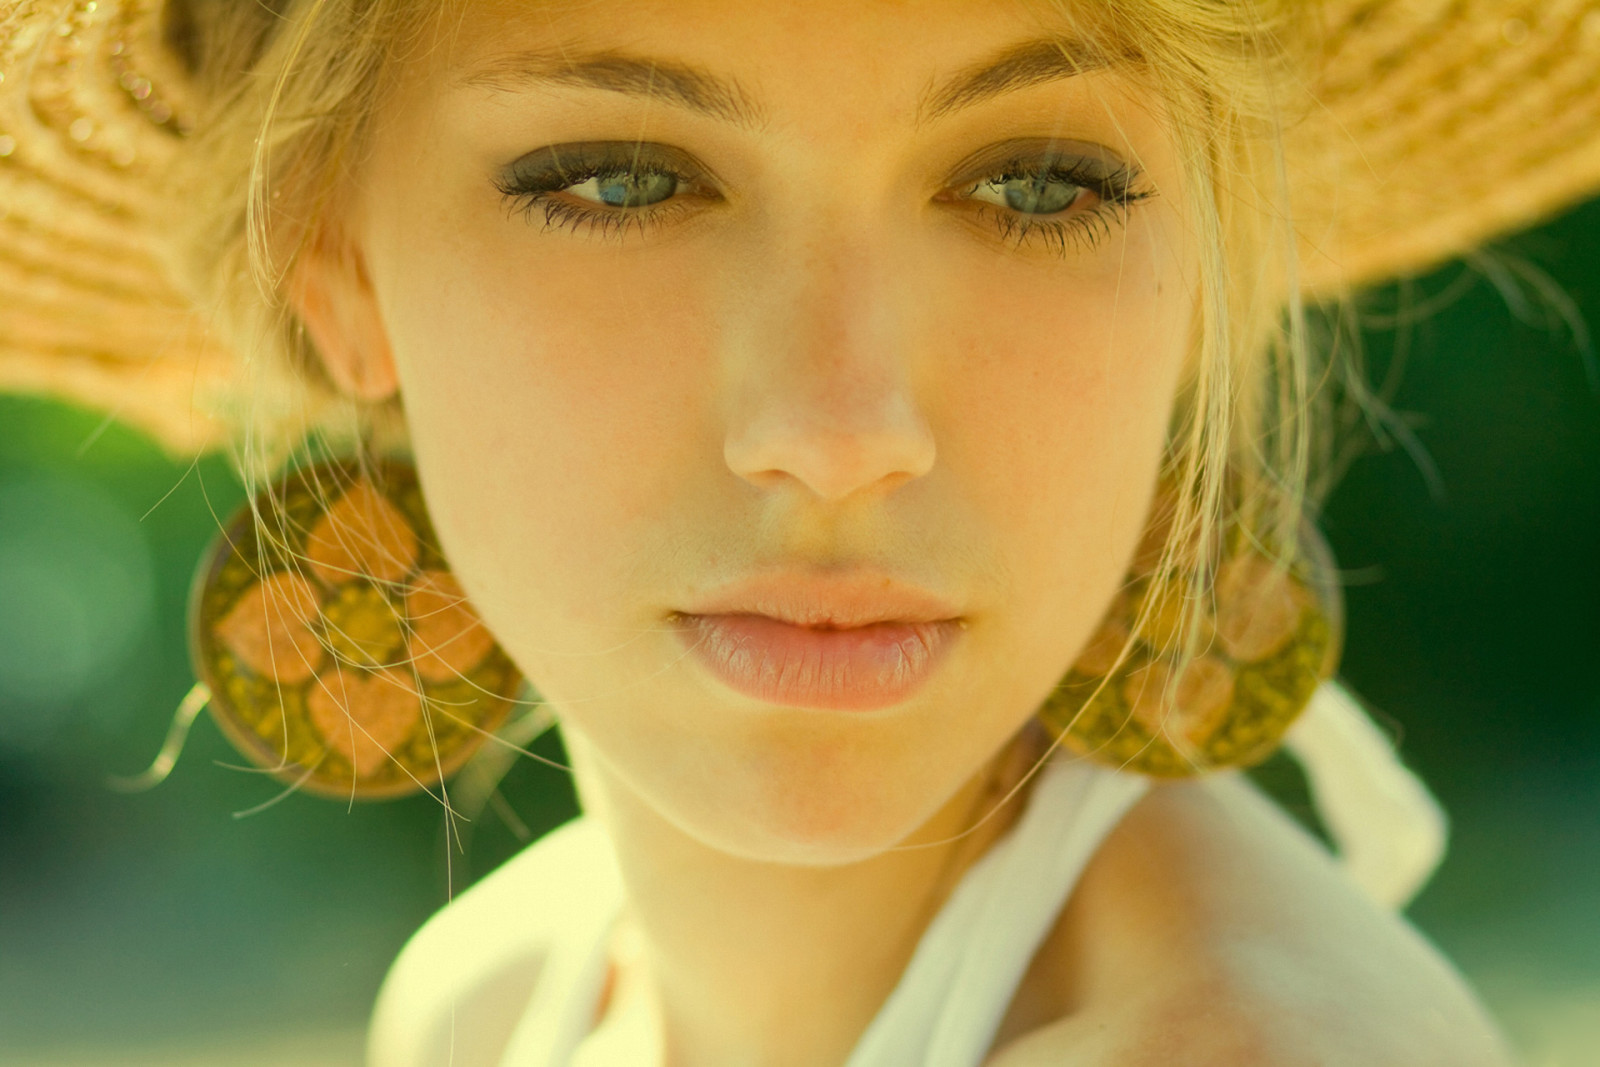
[440,0,1074,60]
[415,0,1124,127]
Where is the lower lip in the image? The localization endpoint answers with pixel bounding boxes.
[674,614,962,711]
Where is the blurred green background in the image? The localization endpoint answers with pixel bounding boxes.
[2,199,1598,1066]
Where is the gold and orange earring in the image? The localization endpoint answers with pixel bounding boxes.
[122,458,525,799]
[1038,487,1343,777]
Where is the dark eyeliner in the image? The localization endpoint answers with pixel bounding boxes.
[494,136,1155,256]
[943,138,1141,191]
[494,141,718,235]
[938,139,1156,257]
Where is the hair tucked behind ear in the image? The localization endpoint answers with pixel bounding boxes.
[161,0,448,483]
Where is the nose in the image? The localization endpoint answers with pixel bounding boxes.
[722,232,937,502]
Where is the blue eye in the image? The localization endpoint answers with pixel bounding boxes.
[494,142,716,237]
[568,170,681,209]
[969,173,1088,215]
[942,147,1156,256]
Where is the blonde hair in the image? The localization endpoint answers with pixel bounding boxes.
[163,0,1333,750]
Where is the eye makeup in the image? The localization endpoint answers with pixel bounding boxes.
[938,138,1153,256]
[493,136,1155,256]
[494,141,724,240]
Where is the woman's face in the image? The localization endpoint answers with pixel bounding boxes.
[344,0,1195,864]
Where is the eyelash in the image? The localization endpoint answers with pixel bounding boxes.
[954,157,1154,256]
[494,148,1154,256]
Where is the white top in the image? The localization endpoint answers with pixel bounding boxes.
[374,682,1445,1067]
[495,756,1150,1067]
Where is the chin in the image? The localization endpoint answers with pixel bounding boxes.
[563,676,999,869]
[668,740,963,868]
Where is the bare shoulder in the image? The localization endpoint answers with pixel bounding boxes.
[366,816,612,1067]
[988,773,1518,1067]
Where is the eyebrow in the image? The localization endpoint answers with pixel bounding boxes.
[456,36,1110,130]
[457,50,767,129]
[917,38,1110,124]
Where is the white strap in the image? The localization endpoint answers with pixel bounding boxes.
[1285,681,1448,909]
[845,759,1148,1067]
[511,684,1438,1067]
[497,821,624,1067]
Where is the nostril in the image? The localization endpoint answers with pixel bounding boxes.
[723,404,936,501]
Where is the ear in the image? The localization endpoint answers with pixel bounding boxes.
[286,232,400,402]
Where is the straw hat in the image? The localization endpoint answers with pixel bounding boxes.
[3,0,1600,452]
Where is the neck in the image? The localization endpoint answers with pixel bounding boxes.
[566,726,1046,1067]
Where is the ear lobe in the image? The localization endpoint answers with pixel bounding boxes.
[287,237,400,402]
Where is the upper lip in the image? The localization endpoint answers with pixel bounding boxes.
[677,572,962,629]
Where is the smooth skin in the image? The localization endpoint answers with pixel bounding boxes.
[289,0,1518,1063]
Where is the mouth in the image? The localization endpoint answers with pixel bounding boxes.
[671,575,964,711]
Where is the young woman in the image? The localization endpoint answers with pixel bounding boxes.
[4,1,1598,1063]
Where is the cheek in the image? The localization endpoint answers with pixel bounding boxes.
[370,214,720,634]
[944,277,1179,475]
[933,233,1191,608]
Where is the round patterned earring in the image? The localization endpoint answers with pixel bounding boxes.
[1038,488,1343,777]
[186,458,523,799]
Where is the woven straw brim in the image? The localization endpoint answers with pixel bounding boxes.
[0,0,228,451]
[1293,0,1600,294]
[2,0,1599,451]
